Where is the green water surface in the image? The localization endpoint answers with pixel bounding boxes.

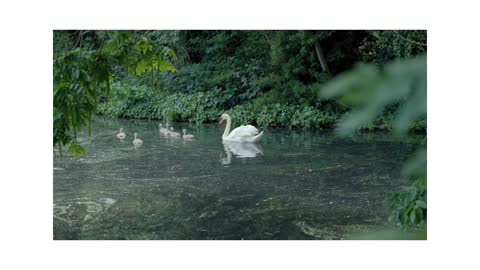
[53,117,418,240]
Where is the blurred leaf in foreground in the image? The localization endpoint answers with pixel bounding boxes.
[320,54,427,232]
[321,54,426,137]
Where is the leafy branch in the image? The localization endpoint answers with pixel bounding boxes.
[53,31,177,159]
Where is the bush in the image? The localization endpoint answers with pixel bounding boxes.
[97,81,230,123]
[227,103,340,129]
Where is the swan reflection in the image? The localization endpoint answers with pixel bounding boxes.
[221,141,263,165]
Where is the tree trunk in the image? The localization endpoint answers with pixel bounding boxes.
[313,39,331,76]
[303,30,332,76]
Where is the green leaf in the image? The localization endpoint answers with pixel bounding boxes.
[320,64,379,101]
[135,59,149,76]
[407,188,417,203]
[399,209,407,224]
[393,76,426,135]
[67,142,86,159]
[157,59,177,72]
[415,207,425,223]
[319,54,426,136]
[415,200,427,209]
[410,209,416,224]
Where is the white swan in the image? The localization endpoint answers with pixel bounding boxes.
[117,128,126,140]
[132,133,143,146]
[169,127,181,137]
[219,113,264,142]
[165,123,171,135]
[182,129,195,140]
[159,124,168,135]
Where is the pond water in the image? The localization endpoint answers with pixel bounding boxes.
[53,117,419,240]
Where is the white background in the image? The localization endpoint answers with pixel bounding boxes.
[0,0,479,269]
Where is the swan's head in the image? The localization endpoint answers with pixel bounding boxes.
[182,129,187,134]
[120,128,124,132]
[219,113,230,124]
[134,132,138,137]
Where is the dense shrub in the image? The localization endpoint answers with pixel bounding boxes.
[97,81,235,122]
[227,103,339,129]
[358,30,427,64]
[97,80,417,131]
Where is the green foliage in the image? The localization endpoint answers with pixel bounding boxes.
[372,30,427,60]
[158,58,268,111]
[181,31,266,63]
[53,31,177,158]
[67,142,87,160]
[387,177,427,228]
[227,103,339,129]
[97,81,340,129]
[321,54,426,136]
[90,30,429,134]
[53,48,109,156]
[55,30,428,159]
[320,54,427,228]
[103,31,178,77]
[172,31,344,108]
[97,81,230,123]
[358,30,426,64]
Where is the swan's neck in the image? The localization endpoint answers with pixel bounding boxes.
[134,134,137,139]
[223,115,232,138]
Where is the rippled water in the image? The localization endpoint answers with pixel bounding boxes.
[53,117,419,240]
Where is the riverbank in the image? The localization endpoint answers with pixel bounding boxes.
[96,83,426,133]
[93,30,426,134]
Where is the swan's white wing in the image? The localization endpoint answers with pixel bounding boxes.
[229,125,258,137]
[243,125,259,135]
[228,125,259,139]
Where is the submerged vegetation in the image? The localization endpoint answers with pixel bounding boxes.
[53,30,427,237]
